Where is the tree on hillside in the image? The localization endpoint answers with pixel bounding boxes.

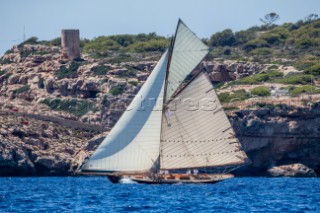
[260,12,280,28]
[304,14,319,23]
[209,29,236,47]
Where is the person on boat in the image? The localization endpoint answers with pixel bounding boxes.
[159,170,169,175]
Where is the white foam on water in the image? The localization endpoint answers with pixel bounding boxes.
[119,178,138,184]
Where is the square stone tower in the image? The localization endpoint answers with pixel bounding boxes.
[61,29,81,60]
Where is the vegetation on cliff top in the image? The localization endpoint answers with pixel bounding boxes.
[225,70,283,87]
[82,33,169,57]
[207,14,320,64]
[10,13,318,65]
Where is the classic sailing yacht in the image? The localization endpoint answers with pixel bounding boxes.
[80,20,249,184]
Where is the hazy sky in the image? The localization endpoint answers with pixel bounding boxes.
[1,0,319,56]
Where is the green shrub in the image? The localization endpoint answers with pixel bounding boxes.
[274,74,314,84]
[109,34,135,47]
[43,37,61,46]
[218,89,251,103]
[243,39,269,52]
[56,62,80,79]
[0,58,12,65]
[296,38,314,49]
[228,71,283,86]
[41,98,96,117]
[252,102,276,110]
[100,78,109,84]
[117,66,138,78]
[214,82,225,89]
[223,106,239,111]
[251,86,271,96]
[209,29,236,46]
[260,33,282,44]
[109,85,125,96]
[294,56,320,70]
[38,78,45,89]
[82,33,168,54]
[128,80,139,86]
[235,30,256,45]
[107,53,134,63]
[0,70,6,76]
[126,38,168,52]
[304,64,320,75]
[18,37,39,47]
[91,52,110,59]
[91,65,111,75]
[13,85,30,94]
[3,73,12,81]
[288,85,320,96]
[83,36,121,53]
[249,47,273,56]
[5,49,14,54]
[268,64,279,70]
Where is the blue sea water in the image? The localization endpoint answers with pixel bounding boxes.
[0,177,319,212]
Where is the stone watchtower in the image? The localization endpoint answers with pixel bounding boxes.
[61,29,81,60]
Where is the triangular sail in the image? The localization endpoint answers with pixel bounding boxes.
[81,51,168,173]
[160,73,248,170]
[165,19,210,101]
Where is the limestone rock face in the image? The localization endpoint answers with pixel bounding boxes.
[267,164,317,177]
[230,106,320,177]
[206,60,265,82]
[70,132,108,174]
[0,113,96,176]
[0,43,319,177]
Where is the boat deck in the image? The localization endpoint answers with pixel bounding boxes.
[110,173,234,184]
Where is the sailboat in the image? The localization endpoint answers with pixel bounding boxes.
[80,19,249,184]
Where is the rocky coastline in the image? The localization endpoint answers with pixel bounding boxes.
[0,44,319,177]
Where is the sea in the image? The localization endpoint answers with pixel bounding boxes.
[0,177,319,212]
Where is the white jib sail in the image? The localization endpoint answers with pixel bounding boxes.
[82,51,168,173]
[160,73,248,170]
[165,20,210,101]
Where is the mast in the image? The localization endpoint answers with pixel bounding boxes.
[158,20,180,171]
[163,19,181,104]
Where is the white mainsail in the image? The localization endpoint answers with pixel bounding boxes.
[160,73,248,170]
[165,19,210,101]
[82,51,168,173]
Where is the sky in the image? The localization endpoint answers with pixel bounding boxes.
[0,0,319,56]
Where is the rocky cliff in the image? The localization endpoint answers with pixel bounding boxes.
[0,44,319,177]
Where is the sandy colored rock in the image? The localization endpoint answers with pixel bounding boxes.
[267,164,317,177]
